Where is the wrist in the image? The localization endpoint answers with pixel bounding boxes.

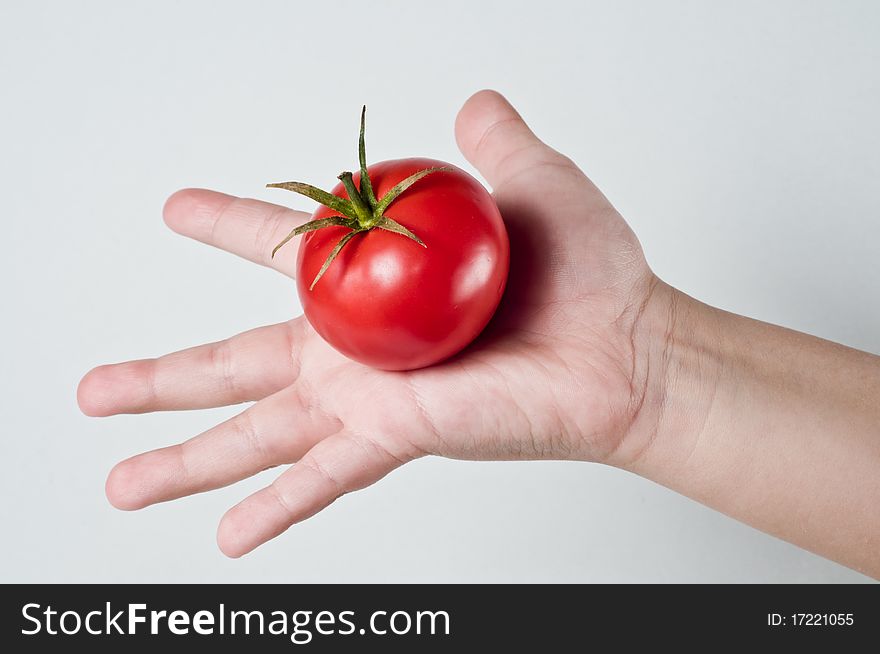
[608,280,725,474]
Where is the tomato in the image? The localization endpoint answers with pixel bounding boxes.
[295,158,509,370]
[267,109,510,370]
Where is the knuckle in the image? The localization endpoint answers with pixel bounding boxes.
[210,339,238,394]
[253,208,288,263]
[298,451,345,498]
[266,482,297,521]
[232,409,271,464]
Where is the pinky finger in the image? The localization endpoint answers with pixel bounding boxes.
[216,430,416,558]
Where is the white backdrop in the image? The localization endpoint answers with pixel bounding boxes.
[1,0,877,582]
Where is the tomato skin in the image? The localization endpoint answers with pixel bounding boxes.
[296,158,509,371]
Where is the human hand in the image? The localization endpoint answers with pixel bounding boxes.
[78,90,672,557]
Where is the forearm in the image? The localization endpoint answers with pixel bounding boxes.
[623,283,880,577]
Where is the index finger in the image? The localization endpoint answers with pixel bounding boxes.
[163,188,310,277]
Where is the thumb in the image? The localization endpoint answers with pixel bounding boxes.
[454,90,572,191]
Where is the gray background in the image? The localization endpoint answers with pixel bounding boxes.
[1,0,877,582]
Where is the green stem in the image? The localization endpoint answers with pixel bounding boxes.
[359,106,378,208]
[338,172,373,226]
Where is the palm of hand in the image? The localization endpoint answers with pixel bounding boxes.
[79,91,656,556]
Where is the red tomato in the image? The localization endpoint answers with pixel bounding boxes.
[296,158,509,370]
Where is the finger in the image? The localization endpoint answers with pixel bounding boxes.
[104,385,341,510]
[454,89,575,191]
[217,430,415,557]
[77,320,306,416]
[162,188,310,277]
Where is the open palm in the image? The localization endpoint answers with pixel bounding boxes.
[78,90,664,557]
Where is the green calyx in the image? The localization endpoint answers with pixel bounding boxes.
[267,106,448,290]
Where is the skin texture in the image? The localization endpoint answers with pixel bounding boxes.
[297,158,509,370]
[78,90,880,577]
